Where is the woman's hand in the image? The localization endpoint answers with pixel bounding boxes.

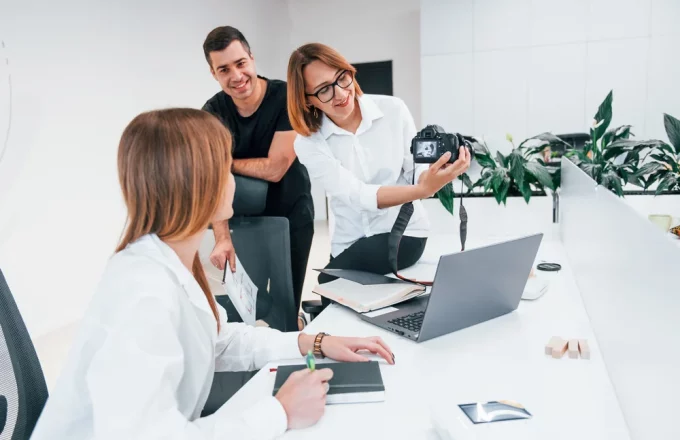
[298,334,395,364]
[275,368,334,429]
[417,146,471,198]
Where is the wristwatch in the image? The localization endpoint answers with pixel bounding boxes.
[313,332,329,358]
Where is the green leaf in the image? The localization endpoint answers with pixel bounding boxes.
[459,173,474,192]
[436,183,454,215]
[608,139,667,151]
[490,169,506,192]
[633,162,667,178]
[642,169,665,189]
[524,161,554,190]
[603,125,632,146]
[602,146,626,161]
[650,152,676,165]
[592,90,613,141]
[601,171,623,196]
[550,166,562,190]
[658,142,675,155]
[519,179,533,203]
[475,152,497,169]
[581,163,602,183]
[623,150,640,166]
[664,113,680,154]
[508,151,526,189]
[496,151,508,168]
[655,173,679,194]
[519,132,571,150]
[496,176,511,205]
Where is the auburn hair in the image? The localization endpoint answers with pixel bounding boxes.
[287,43,363,137]
[115,108,231,332]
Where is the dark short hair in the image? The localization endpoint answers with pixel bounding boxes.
[203,26,251,66]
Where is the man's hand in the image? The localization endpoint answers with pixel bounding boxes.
[210,237,236,272]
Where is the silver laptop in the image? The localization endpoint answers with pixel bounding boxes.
[359,233,543,343]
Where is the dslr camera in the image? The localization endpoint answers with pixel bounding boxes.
[411,125,473,164]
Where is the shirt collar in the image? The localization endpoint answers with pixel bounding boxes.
[127,233,215,316]
[318,94,384,139]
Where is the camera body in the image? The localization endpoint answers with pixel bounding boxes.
[411,124,472,164]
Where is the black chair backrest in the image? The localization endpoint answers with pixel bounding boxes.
[557,132,591,151]
[0,269,48,439]
[233,175,268,216]
[218,175,297,331]
[229,216,297,331]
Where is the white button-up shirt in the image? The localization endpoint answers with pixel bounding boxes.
[31,233,302,440]
[295,94,430,257]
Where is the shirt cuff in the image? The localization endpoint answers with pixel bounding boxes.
[358,184,380,211]
[414,164,428,185]
[271,331,304,360]
[237,396,289,439]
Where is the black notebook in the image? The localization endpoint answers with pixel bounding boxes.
[272,361,385,404]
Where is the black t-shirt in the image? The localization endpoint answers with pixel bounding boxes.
[202,76,314,225]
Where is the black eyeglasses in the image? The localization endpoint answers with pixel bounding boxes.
[306,70,354,103]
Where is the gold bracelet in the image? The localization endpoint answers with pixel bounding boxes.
[313,332,329,358]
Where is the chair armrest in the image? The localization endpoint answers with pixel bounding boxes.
[302,300,324,316]
[0,395,7,434]
[233,175,268,216]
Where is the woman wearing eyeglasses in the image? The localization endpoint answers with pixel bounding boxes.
[287,43,470,298]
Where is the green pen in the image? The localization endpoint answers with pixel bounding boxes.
[305,350,315,371]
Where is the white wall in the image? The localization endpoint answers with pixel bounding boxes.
[0,0,292,338]
[421,0,680,153]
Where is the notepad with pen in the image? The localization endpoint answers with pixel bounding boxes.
[272,361,385,404]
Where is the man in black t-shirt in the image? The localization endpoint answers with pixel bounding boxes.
[201,26,314,329]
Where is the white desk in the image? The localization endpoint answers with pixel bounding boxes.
[222,236,630,439]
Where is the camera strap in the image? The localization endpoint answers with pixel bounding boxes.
[388,189,468,287]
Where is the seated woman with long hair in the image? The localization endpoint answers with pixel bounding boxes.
[31,108,394,439]
[286,43,470,301]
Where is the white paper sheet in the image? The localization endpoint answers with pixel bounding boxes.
[363,306,399,318]
[221,255,258,326]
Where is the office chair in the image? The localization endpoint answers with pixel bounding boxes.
[201,176,299,417]
[556,133,591,153]
[301,299,324,322]
[212,175,298,332]
[0,268,49,439]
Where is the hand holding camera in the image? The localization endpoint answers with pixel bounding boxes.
[411,125,472,198]
[417,148,471,198]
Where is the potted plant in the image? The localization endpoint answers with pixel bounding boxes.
[632,113,680,193]
[566,90,664,196]
[467,136,557,205]
[434,133,565,213]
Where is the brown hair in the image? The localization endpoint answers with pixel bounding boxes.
[203,26,251,67]
[287,43,363,137]
[116,108,231,331]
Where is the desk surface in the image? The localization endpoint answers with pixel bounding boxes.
[222,236,630,439]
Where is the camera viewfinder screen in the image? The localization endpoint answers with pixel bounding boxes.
[415,140,437,158]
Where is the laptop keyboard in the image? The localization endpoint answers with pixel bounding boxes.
[388,311,425,333]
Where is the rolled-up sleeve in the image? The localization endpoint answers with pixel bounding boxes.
[398,98,428,185]
[294,134,381,211]
[214,304,302,372]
